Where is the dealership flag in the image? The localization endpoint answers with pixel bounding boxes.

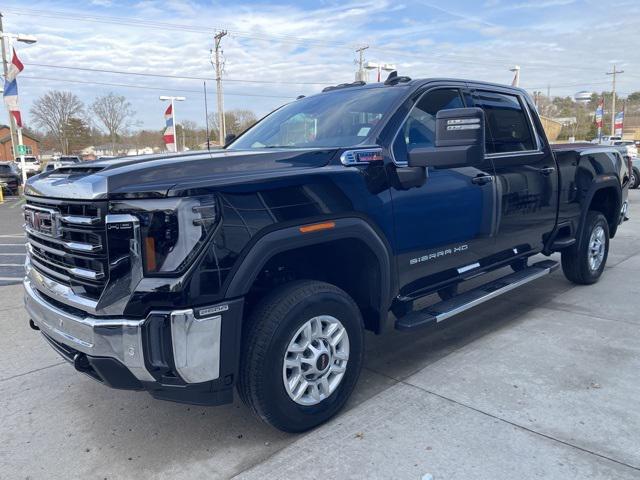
[595,99,604,128]
[163,104,175,151]
[3,48,24,127]
[614,109,624,137]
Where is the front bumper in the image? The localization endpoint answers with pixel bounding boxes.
[25,278,243,405]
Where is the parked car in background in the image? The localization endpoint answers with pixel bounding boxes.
[52,155,82,168]
[591,135,622,145]
[612,140,638,158]
[14,156,41,177]
[630,157,640,189]
[0,161,21,195]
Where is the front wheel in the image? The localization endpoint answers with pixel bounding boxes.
[561,211,609,285]
[238,280,364,432]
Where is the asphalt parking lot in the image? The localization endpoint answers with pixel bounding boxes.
[1,192,640,479]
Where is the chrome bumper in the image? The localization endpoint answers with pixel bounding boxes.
[24,278,223,384]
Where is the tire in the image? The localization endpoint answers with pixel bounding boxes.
[238,280,364,432]
[561,211,609,285]
[631,168,640,189]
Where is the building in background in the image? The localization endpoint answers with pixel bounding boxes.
[0,125,40,160]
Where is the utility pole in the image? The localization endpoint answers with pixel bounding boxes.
[606,64,624,136]
[213,30,228,146]
[355,45,369,82]
[0,13,18,162]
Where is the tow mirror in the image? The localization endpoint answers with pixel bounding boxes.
[407,107,485,168]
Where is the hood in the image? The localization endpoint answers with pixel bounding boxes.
[24,148,337,200]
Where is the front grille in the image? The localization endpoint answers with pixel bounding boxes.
[25,197,109,301]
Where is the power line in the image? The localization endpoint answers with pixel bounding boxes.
[23,62,332,85]
[19,75,296,99]
[2,7,354,49]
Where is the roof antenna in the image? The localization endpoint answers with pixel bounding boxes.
[384,70,411,85]
[385,71,398,83]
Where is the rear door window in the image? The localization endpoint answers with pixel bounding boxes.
[474,91,536,154]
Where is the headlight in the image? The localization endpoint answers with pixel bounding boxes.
[110,194,219,275]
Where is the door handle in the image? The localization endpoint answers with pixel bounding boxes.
[538,166,556,176]
[471,174,493,185]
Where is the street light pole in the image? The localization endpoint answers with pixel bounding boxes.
[0,28,37,186]
[0,13,18,164]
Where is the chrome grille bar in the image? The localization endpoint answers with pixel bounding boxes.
[59,215,100,226]
[25,225,102,253]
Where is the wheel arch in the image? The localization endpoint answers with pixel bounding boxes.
[224,217,395,334]
[576,177,622,250]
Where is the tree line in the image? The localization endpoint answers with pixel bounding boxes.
[27,90,258,155]
[535,90,640,141]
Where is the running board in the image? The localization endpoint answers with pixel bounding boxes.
[395,260,559,331]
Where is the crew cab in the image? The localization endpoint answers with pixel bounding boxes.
[23,75,628,432]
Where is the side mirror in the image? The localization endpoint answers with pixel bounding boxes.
[407,107,486,168]
[224,133,237,146]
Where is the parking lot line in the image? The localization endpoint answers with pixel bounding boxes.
[0,277,22,281]
[0,244,26,246]
[0,234,25,238]
[0,253,25,256]
[0,264,24,267]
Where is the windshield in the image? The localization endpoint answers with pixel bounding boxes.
[0,165,13,174]
[228,86,407,150]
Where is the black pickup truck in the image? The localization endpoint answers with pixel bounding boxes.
[24,75,629,432]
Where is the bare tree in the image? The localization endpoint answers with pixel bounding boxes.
[91,93,135,155]
[208,109,258,141]
[30,90,85,154]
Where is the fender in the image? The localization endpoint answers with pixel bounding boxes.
[575,175,622,251]
[223,217,395,333]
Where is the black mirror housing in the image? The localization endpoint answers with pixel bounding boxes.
[407,107,486,169]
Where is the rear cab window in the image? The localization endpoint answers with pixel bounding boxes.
[473,91,537,155]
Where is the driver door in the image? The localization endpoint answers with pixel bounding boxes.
[389,87,499,296]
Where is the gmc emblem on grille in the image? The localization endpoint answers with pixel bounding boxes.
[25,208,60,238]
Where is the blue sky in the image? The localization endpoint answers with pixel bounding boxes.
[2,0,639,131]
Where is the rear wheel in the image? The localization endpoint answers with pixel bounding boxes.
[238,280,364,432]
[631,167,640,189]
[561,211,609,285]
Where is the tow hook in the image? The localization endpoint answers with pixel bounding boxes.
[28,319,40,331]
[73,353,91,372]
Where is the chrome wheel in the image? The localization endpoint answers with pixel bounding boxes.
[588,225,606,271]
[283,315,350,406]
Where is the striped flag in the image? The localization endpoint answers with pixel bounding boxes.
[3,48,24,127]
[163,104,175,151]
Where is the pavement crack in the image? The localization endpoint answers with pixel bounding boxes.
[0,362,66,383]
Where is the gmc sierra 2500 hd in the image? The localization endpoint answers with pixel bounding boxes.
[24,74,629,432]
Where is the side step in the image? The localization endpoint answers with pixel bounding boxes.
[395,260,559,331]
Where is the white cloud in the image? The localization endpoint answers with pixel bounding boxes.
[1,0,638,130]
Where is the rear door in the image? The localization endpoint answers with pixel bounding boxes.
[471,88,558,257]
